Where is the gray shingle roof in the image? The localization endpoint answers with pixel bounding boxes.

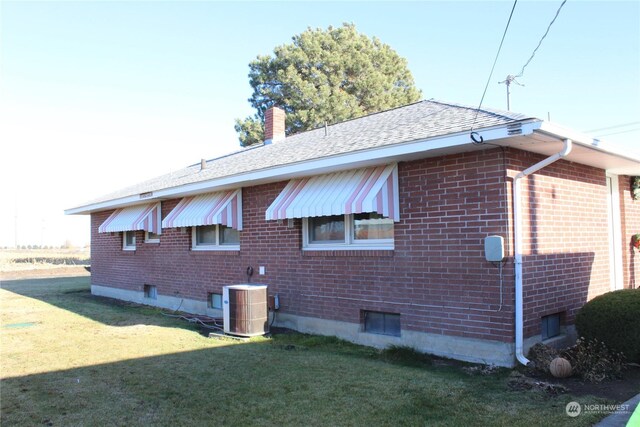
[80,99,534,207]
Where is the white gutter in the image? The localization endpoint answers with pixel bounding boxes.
[513,138,572,365]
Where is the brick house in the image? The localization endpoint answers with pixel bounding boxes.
[66,100,640,366]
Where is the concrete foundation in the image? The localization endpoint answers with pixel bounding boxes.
[522,325,577,355]
[92,284,223,318]
[275,312,517,367]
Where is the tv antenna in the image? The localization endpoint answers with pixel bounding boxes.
[498,75,523,111]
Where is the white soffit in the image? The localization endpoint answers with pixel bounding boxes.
[499,122,640,175]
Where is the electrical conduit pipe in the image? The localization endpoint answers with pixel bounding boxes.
[513,138,572,365]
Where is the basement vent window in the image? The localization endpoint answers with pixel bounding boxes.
[541,313,561,340]
[144,285,157,300]
[208,293,222,310]
[363,311,401,337]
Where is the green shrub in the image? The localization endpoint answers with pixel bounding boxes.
[575,289,640,362]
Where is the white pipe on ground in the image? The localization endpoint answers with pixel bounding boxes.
[513,138,572,365]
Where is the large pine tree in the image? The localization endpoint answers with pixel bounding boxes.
[235,23,422,146]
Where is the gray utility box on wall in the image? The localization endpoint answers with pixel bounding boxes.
[484,236,505,262]
[223,284,268,337]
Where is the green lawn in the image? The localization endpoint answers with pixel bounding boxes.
[1,276,608,426]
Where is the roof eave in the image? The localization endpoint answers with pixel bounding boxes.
[65,119,543,215]
[537,121,640,163]
[525,122,640,175]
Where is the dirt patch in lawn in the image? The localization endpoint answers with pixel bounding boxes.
[438,356,639,402]
[519,364,640,402]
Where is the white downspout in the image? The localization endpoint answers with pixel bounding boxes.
[513,138,572,365]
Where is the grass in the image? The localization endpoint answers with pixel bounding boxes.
[1,276,611,426]
[0,248,90,272]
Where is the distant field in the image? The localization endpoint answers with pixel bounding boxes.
[0,249,90,272]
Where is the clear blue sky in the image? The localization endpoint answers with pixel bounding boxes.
[1,1,638,247]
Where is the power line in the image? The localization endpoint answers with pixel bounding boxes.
[585,121,640,133]
[470,0,519,133]
[514,0,567,79]
[498,0,567,111]
[596,127,640,138]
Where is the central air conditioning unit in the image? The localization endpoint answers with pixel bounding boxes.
[223,284,268,337]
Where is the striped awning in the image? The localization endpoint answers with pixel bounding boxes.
[162,189,242,230]
[98,202,162,234]
[266,164,399,221]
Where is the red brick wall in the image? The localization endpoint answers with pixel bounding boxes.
[506,150,611,338]
[90,148,619,344]
[619,176,640,289]
[92,150,514,343]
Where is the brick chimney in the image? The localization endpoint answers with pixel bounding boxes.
[264,106,285,144]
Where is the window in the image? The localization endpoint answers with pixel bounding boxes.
[363,311,401,336]
[123,231,136,251]
[219,226,240,245]
[541,313,561,340]
[353,212,394,241]
[208,293,223,309]
[192,225,240,250]
[143,284,157,299]
[304,213,393,249]
[309,215,345,243]
[145,231,161,243]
